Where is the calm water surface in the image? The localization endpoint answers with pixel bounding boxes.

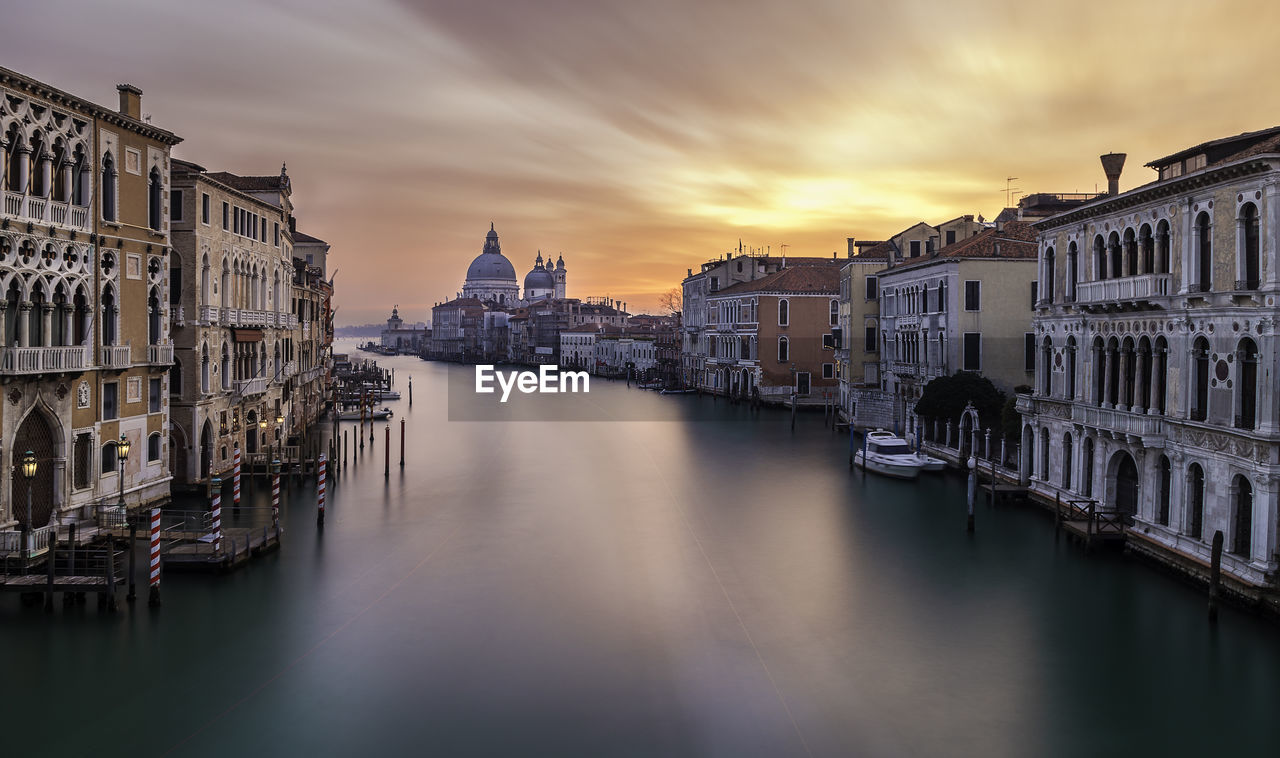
[7,343,1280,757]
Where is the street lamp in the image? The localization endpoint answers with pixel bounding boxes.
[116,433,130,510]
[19,450,36,556]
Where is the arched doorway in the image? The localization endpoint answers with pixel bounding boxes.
[200,419,214,481]
[246,410,258,454]
[170,426,188,484]
[11,408,59,528]
[1109,450,1139,521]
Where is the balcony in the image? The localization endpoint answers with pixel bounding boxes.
[101,345,132,369]
[148,343,174,365]
[302,322,311,339]
[171,306,186,327]
[896,314,920,329]
[1076,273,1173,308]
[891,360,920,377]
[282,360,297,378]
[0,345,90,375]
[1071,404,1164,439]
[198,305,219,325]
[235,377,268,396]
[1,190,91,232]
[220,307,238,326]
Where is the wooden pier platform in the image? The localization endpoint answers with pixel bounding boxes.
[162,525,282,572]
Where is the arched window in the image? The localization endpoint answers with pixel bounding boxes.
[200,344,210,393]
[1156,220,1171,274]
[1040,337,1052,396]
[1093,235,1106,281]
[1106,337,1120,407]
[1186,463,1205,540]
[1092,336,1105,407]
[1191,336,1210,422]
[830,298,839,326]
[1139,224,1154,274]
[1062,433,1073,489]
[1154,336,1168,414]
[938,280,947,312]
[101,441,118,474]
[1236,337,1257,430]
[148,166,163,231]
[1065,337,1077,400]
[1194,211,1212,292]
[1039,428,1049,479]
[1043,247,1055,304]
[1108,232,1122,279]
[778,298,789,326]
[1123,229,1137,276]
[148,286,161,345]
[101,152,117,222]
[101,286,117,346]
[1082,437,1095,497]
[777,336,788,362]
[1239,203,1259,290]
[1157,456,1171,526]
[1066,242,1077,301]
[221,342,231,390]
[1232,475,1253,559]
[147,432,162,463]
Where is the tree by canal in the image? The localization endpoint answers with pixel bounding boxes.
[914,372,1006,432]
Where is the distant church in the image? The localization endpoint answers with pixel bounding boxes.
[460,224,566,306]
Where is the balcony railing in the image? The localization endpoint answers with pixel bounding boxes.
[220,308,238,326]
[1076,273,1173,305]
[282,360,297,378]
[302,322,312,339]
[148,343,174,365]
[101,345,132,369]
[0,345,90,375]
[1071,404,1164,437]
[896,314,920,329]
[235,377,268,396]
[891,360,920,376]
[1,190,91,232]
[199,305,219,325]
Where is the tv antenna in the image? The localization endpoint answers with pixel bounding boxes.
[1005,177,1020,207]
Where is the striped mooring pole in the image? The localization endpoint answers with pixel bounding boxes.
[210,476,223,557]
[148,507,162,607]
[271,459,281,532]
[232,444,242,508]
[316,453,327,527]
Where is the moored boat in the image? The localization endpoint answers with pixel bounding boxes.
[338,407,394,421]
[854,430,925,479]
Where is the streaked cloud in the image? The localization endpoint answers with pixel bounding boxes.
[5,0,1278,321]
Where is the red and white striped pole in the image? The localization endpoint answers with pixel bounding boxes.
[316,453,327,527]
[271,459,281,532]
[148,507,162,607]
[210,476,223,557]
[232,444,242,508]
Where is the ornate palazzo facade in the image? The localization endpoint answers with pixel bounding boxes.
[1021,132,1280,587]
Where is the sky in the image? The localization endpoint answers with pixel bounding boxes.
[6,0,1279,323]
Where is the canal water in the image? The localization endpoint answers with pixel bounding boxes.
[7,343,1280,757]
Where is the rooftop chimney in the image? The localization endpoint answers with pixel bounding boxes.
[847,237,856,257]
[1100,153,1126,196]
[117,84,143,120]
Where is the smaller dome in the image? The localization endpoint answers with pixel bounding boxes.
[524,264,555,291]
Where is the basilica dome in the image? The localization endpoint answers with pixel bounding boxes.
[466,224,517,282]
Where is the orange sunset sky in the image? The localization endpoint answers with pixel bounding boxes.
[7,0,1279,323]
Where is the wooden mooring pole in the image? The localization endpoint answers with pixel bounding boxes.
[1209,530,1223,623]
[385,425,390,478]
[148,507,162,607]
[400,418,405,469]
[317,454,327,528]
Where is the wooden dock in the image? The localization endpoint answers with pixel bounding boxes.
[162,525,282,572]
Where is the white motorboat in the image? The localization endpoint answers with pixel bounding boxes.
[338,407,394,421]
[866,429,946,472]
[854,430,925,479]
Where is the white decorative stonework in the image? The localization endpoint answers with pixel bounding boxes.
[76,380,90,409]
[126,254,142,280]
[127,377,142,404]
[124,147,142,175]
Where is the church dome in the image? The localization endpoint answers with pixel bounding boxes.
[465,224,516,282]
[524,262,555,291]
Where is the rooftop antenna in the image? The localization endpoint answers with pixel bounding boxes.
[1005,177,1020,207]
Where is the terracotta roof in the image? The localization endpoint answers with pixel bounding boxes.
[885,220,1037,272]
[1213,131,1280,167]
[206,172,286,192]
[433,297,485,310]
[712,263,840,296]
[851,241,893,260]
[293,230,326,244]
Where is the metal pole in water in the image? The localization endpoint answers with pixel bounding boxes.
[966,456,976,533]
[148,507,161,607]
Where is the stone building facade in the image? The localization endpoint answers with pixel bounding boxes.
[0,67,180,537]
[1021,130,1280,588]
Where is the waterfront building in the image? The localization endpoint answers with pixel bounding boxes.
[835,240,890,426]
[0,68,181,535]
[877,220,1040,429]
[169,161,296,483]
[680,252,833,393]
[1021,131,1280,588]
[430,297,486,361]
[704,263,841,404]
[379,305,427,353]
[560,323,614,370]
[290,251,333,432]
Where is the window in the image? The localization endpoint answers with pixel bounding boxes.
[1195,211,1212,291]
[777,336,789,362]
[148,167,163,231]
[1024,333,1035,371]
[796,372,810,395]
[1241,203,1260,290]
[709,276,719,292]
[1236,338,1257,430]
[1232,475,1252,558]
[963,333,981,371]
[938,280,947,312]
[822,333,835,349]
[1191,337,1209,421]
[1157,456,1171,526]
[822,363,834,379]
[73,433,92,490]
[170,189,183,222]
[1186,463,1205,540]
[1030,281,1038,309]
[274,222,280,246]
[170,360,182,396]
[1062,433,1073,489]
[1083,438,1095,497]
[865,276,878,300]
[222,201,230,230]
[149,377,162,413]
[778,299,789,326]
[102,381,118,421]
[101,152,117,222]
[202,192,210,225]
[865,326,876,352]
[910,240,920,258]
[101,442,118,474]
[963,280,981,311]
[830,299,838,326]
[946,230,956,245]
[148,433,162,463]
